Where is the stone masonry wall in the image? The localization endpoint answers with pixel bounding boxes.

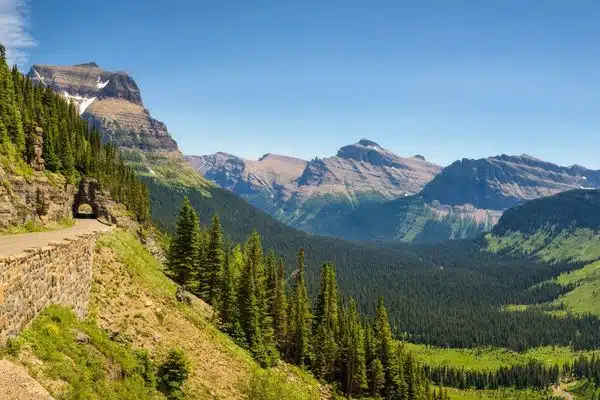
[0,232,100,345]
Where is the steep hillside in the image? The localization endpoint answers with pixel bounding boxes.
[316,155,600,244]
[2,230,323,400]
[188,139,441,228]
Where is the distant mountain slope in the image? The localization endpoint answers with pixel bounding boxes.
[485,189,600,318]
[28,62,178,152]
[315,155,600,243]
[422,154,600,210]
[187,139,442,228]
[492,189,600,236]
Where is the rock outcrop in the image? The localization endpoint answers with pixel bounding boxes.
[0,170,75,229]
[28,63,177,153]
[187,140,442,228]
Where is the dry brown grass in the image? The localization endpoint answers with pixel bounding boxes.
[91,232,256,399]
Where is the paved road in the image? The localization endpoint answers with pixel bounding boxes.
[0,219,110,257]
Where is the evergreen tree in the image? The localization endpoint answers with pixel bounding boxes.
[167,198,199,285]
[342,298,367,396]
[288,249,313,366]
[370,358,385,397]
[271,258,288,351]
[373,296,401,399]
[59,128,75,178]
[313,263,339,381]
[238,245,267,365]
[203,214,224,305]
[0,51,25,157]
[218,242,237,334]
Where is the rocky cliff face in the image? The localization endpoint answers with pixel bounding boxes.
[0,168,76,229]
[421,154,600,210]
[187,140,442,228]
[28,63,177,153]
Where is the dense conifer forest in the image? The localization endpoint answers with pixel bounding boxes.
[0,44,149,222]
[167,198,453,399]
[148,177,600,352]
[166,198,600,397]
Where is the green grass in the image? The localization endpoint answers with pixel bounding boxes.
[96,231,176,298]
[486,228,600,317]
[245,367,320,400]
[3,305,160,400]
[446,387,553,400]
[404,342,600,371]
[121,149,212,192]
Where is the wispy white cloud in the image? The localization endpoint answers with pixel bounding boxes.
[0,0,35,66]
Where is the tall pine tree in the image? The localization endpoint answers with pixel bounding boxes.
[288,249,313,367]
[203,214,224,305]
[167,198,199,285]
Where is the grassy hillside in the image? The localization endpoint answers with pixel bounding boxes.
[486,191,600,318]
[492,189,600,236]
[2,230,323,400]
[487,228,600,317]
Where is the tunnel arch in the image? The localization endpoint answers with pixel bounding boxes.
[74,203,97,219]
[72,178,102,220]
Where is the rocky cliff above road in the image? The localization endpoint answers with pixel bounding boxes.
[28,63,178,152]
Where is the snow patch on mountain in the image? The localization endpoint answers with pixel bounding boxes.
[63,91,97,115]
[96,77,109,89]
[31,68,47,87]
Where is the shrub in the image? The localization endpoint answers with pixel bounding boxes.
[158,348,190,399]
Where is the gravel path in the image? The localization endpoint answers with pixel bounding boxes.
[0,219,110,257]
[0,360,53,400]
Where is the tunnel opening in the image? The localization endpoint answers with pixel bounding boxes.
[73,203,98,219]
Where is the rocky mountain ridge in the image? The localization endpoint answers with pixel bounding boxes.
[187,139,442,227]
[28,63,178,152]
[314,154,600,243]
[422,154,600,210]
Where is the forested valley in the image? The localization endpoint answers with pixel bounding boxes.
[166,196,600,397]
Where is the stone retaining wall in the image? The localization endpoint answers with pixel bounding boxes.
[0,232,100,345]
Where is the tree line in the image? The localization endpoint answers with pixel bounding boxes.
[0,43,149,222]
[167,198,451,400]
[424,355,600,391]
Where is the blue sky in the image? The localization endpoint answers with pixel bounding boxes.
[3,1,600,167]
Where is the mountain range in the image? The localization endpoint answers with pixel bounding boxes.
[29,61,600,246]
[191,146,600,243]
[187,139,441,228]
